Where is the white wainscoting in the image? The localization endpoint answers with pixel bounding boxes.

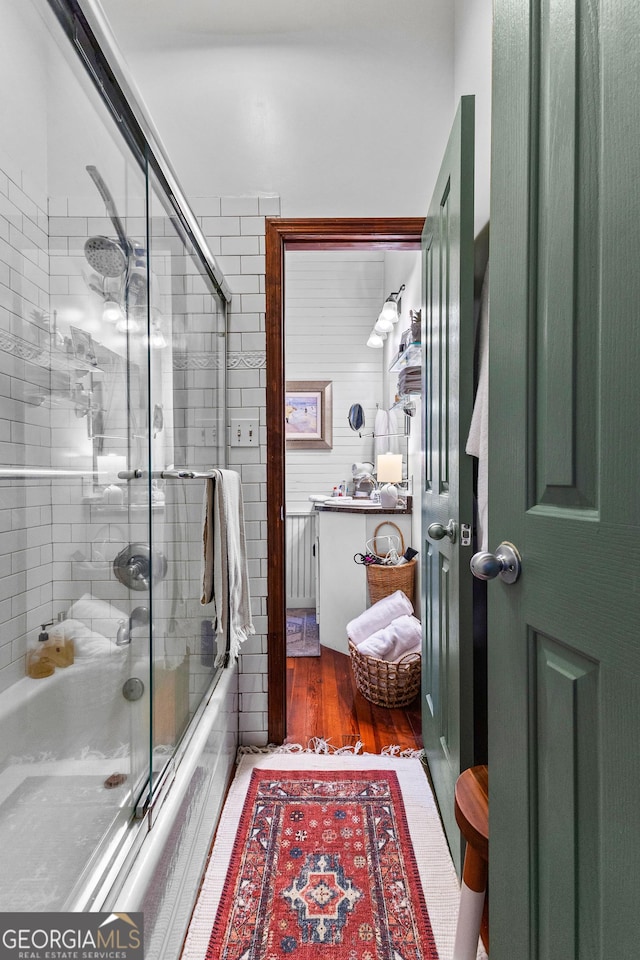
[286,511,317,607]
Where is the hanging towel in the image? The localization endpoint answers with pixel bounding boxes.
[374,406,404,456]
[201,477,217,606]
[347,590,414,647]
[386,405,405,454]
[219,468,255,661]
[373,407,390,458]
[201,472,227,665]
[465,265,490,551]
[201,469,255,665]
[163,478,193,665]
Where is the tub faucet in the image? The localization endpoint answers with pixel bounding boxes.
[116,606,150,646]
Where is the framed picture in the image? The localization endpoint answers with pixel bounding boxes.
[285,380,333,450]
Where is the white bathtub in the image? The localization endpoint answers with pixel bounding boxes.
[0,651,139,763]
[0,648,238,940]
[108,661,238,960]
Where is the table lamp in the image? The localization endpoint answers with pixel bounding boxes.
[376,453,403,509]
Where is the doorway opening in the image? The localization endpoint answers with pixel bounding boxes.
[265,218,424,744]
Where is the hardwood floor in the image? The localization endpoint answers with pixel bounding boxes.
[286,645,423,754]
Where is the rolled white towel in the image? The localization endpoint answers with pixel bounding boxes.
[49,618,113,658]
[347,590,413,647]
[66,593,129,642]
[392,639,422,662]
[356,615,422,661]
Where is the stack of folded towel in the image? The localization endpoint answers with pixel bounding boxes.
[397,365,421,396]
[347,590,421,662]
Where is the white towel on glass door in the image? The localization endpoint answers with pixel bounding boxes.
[219,469,255,662]
[201,469,255,665]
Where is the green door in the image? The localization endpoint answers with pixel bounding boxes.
[421,96,476,874]
[489,0,640,956]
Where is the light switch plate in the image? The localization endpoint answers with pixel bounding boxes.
[230,418,258,447]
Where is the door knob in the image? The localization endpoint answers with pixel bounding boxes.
[470,541,521,584]
[428,520,457,543]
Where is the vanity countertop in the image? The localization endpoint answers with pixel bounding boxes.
[314,496,412,515]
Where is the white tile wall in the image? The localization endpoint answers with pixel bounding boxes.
[0,162,52,694]
[0,174,274,744]
[44,206,228,727]
[193,195,280,746]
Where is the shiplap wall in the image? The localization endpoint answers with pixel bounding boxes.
[284,250,383,513]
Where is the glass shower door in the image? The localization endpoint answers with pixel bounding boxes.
[0,0,152,911]
[0,0,229,916]
[146,173,227,803]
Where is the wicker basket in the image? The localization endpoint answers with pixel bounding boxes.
[366,557,417,605]
[349,639,421,708]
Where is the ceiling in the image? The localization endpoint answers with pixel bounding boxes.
[98,0,442,51]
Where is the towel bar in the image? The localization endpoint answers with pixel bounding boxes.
[0,467,223,481]
[117,468,221,481]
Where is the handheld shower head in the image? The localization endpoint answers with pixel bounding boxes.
[86,165,129,251]
[84,165,131,278]
[84,235,128,278]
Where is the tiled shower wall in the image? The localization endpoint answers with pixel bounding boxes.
[46,198,227,718]
[0,166,274,745]
[192,195,278,747]
[0,156,53,692]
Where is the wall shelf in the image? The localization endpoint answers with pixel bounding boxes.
[0,328,103,375]
[389,342,421,400]
[388,342,421,373]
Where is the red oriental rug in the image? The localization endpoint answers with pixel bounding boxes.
[182,755,481,960]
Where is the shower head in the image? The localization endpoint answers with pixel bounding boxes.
[84,235,128,278]
[84,165,132,279]
[86,165,129,251]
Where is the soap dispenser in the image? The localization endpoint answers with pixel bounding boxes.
[26,622,56,679]
[42,621,74,668]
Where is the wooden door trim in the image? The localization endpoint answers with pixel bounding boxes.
[266,217,424,743]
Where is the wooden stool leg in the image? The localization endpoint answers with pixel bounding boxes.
[453,845,488,960]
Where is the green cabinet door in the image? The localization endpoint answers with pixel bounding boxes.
[421,96,476,875]
[489,0,640,956]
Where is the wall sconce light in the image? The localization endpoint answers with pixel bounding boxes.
[102,299,122,323]
[366,331,386,348]
[116,314,140,334]
[366,284,407,347]
[149,321,167,349]
[374,314,394,334]
[376,452,403,509]
[378,284,406,325]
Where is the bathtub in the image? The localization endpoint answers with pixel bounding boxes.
[0,642,238,950]
[108,662,238,960]
[0,648,138,762]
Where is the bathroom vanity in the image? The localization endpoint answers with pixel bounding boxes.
[314,502,413,655]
